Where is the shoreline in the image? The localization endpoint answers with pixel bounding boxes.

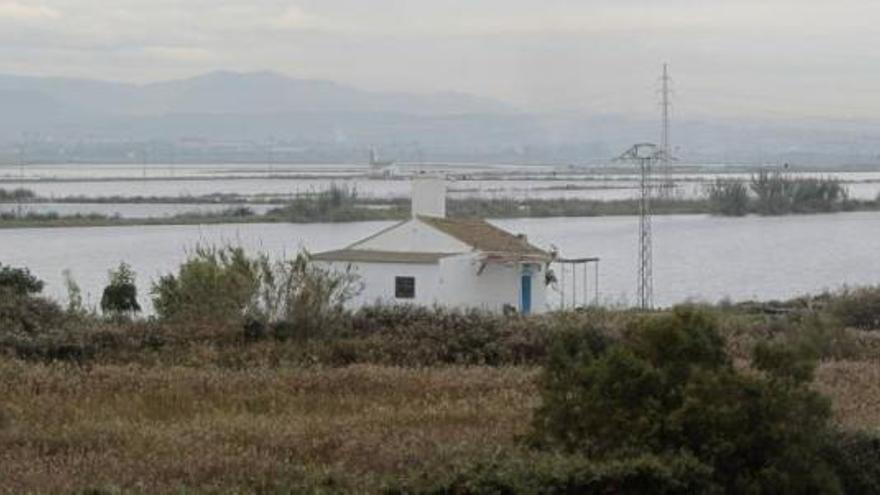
[0,198,878,229]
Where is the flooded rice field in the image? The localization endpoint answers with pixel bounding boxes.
[0,203,281,218]
[2,212,878,310]
[1,164,879,202]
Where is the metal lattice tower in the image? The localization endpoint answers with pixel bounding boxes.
[617,143,665,310]
[659,63,674,198]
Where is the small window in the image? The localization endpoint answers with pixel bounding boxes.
[395,276,415,299]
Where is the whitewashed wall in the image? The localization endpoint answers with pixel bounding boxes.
[318,255,548,314]
[317,260,442,308]
[437,257,548,314]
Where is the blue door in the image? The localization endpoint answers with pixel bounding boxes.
[520,272,532,315]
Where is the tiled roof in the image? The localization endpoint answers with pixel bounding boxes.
[418,216,551,259]
[311,249,456,264]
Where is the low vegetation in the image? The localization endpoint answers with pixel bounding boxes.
[0,187,36,202]
[707,171,858,216]
[4,251,880,492]
[2,175,878,229]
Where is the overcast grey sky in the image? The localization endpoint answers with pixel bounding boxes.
[0,0,878,118]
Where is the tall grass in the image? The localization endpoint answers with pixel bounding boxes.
[0,361,537,493]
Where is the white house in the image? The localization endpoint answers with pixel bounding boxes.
[312,176,553,314]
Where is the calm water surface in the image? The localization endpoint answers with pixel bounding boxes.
[1,212,878,310]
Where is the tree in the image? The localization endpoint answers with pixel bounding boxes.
[0,263,44,296]
[151,246,261,323]
[529,307,841,493]
[100,262,141,317]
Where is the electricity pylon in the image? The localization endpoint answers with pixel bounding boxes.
[616,143,666,310]
[659,63,674,198]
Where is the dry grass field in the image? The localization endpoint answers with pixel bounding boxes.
[0,361,538,493]
[817,360,880,431]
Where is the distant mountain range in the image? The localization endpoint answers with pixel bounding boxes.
[0,70,514,118]
[0,70,879,167]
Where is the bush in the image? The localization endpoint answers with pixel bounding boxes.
[706,179,749,216]
[529,306,841,493]
[0,187,36,202]
[828,286,880,330]
[749,170,849,215]
[388,450,718,494]
[0,265,62,338]
[0,263,44,296]
[0,292,65,336]
[100,262,141,318]
[341,305,616,366]
[825,431,880,495]
[257,253,361,340]
[152,246,363,337]
[152,246,261,323]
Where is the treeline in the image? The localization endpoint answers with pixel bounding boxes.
[707,171,857,216]
[0,187,35,202]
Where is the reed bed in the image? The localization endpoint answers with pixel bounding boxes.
[3,357,880,493]
[0,361,538,493]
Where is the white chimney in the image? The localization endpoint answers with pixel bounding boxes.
[411,174,446,218]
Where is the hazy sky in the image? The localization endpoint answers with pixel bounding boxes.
[1,0,879,118]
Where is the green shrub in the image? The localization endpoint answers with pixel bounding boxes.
[152,246,261,323]
[0,263,44,296]
[0,187,36,202]
[824,431,880,495]
[387,450,718,494]
[258,253,361,340]
[0,292,65,336]
[749,170,849,215]
[100,262,141,318]
[152,246,363,338]
[828,286,880,330]
[529,306,841,493]
[343,305,615,366]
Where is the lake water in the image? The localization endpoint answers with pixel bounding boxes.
[1,212,878,311]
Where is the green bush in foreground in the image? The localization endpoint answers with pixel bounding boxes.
[824,431,880,495]
[151,246,261,323]
[529,307,840,493]
[0,263,44,296]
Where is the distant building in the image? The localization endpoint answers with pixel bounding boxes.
[313,175,553,314]
[368,147,397,178]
